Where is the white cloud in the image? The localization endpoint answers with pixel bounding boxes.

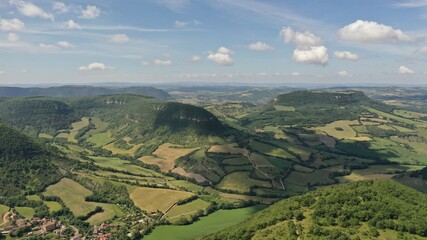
[291,72,301,77]
[66,20,81,30]
[79,62,108,71]
[10,0,54,20]
[79,5,101,19]
[281,27,328,65]
[334,51,359,61]
[280,27,322,47]
[110,34,129,43]
[141,61,151,66]
[53,2,69,13]
[154,59,173,66]
[0,70,5,74]
[207,47,234,66]
[392,0,427,8]
[248,41,274,51]
[417,46,427,54]
[292,46,329,65]
[338,20,413,43]
[57,41,73,48]
[190,55,201,62]
[0,18,25,31]
[174,20,201,28]
[156,0,189,12]
[39,43,56,49]
[338,70,351,77]
[399,66,415,74]
[7,33,19,42]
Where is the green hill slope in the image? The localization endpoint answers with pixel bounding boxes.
[0,122,62,197]
[202,180,427,240]
[242,90,393,127]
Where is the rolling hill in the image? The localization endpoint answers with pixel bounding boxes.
[0,122,63,197]
[202,180,427,240]
[0,85,172,100]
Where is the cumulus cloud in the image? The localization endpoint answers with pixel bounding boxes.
[174,20,201,28]
[280,27,322,47]
[292,46,329,65]
[57,41,73,48]
[10,0,54,20]
[110,34,129,43]
[79,5,101,19]
[66,20,81,30]
[190,55,201,62]
[338,70,351,77]
[399,66,414,74]
[53,2,70,13]
[207,47,234,66]
[281,27,328,65]
[338,20,413,43]
[154,59,173,66]
[79,62,108,71]
[7,33,19,42]
[0,18,25,31]
[248,41,274,51]
[334,51,359,61]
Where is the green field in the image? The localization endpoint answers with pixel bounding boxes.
[87,131,115,147]
[273,105,295,112]
[144,205,267,240]
[169,180,204,192]
[26,195,42,201]
[166,199,211,224]
[217,172,271,192]
[45,201,62,213]
[44,178,124,223]
[285,169,335,187]
[90,156,162,177]
[250,141,294,160]
[15,207,35,219]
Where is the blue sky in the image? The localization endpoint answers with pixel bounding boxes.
[1,0,427,85]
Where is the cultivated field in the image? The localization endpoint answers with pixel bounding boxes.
[250,141,294,160]
[15,207,35,219]
[90,156,162,177]
[217,172,271,192]
[139,143,198,172]
[208,143,248,155]
[129,187,194,213]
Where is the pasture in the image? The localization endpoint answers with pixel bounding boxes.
[87,131,115,147]
[44,178,123,222]
[90,156,162,177]
[285,170,335,187]
[129,187,194,213]
[15,207,35,219]
[165,199,210,224]
[45,201,62,213]
[217,172,271,192]
[144,205,267,240]
[250,141,294,160]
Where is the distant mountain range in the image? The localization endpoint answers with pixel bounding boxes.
[0,85,172,100]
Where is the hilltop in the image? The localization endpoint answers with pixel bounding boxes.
[0,85,172,100]
[202,180,427,240]
[0,122,63,197]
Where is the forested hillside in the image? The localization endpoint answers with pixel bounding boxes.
[203,180,427,240]
[0,122,62,197]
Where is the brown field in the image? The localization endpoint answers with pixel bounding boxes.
[129,187,194,213]
[139,143,198,172]
[208,143,248,155]
[172,167,207,183]
[249,153,274,168]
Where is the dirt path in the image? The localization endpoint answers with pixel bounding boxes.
[0,211,11,227]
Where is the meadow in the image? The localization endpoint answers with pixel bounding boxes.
[129,187,194,212]
[217,172,271,192]
[144,205,267,240]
